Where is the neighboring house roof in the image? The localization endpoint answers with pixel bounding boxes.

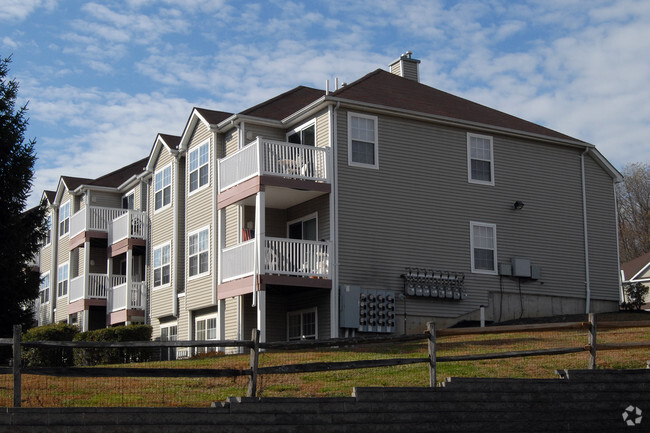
[241,86,326,121]
[330,69,583,144]
[621,252,650,282]
[90,157,148,188]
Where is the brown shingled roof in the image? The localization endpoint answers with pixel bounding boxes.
[159,134,181,149]
[332,69,581,143]
[622,251,650,280]
[241,86,325,121]
[195,108,232,125]
[90,157,148,188]
[61,176,93,191]
[43,190,56,204]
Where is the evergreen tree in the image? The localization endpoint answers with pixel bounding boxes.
[0,55,46,336]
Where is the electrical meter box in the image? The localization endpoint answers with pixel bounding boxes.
[339,285,361,328]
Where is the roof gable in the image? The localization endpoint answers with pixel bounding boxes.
[241,86,325,121]
[178,108,233,151]
[146,133,181,172]
[332,69,581,143]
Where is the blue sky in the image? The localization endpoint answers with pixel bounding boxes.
[2,0,649,207]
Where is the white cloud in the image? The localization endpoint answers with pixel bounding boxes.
[0,0,56,22]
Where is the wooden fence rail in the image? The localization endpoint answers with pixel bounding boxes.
[1,313,649,407]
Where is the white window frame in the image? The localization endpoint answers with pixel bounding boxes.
[57,262,69,298]
[470,221,498,274]
[467,133,495,186]
[43,214,52,246]
[286,119,316,145]
[122,190,135,210]
[160,323,178,341]
[188,226,210,279]
[154,164,172,212]
[287,307,318,341]
[188,140,210,195]
[59,201,70,237]
[347,112,379,169]
[286,212,318,240]
[40,272,50,304]
[195,314,218,354]
[152,242,171,289]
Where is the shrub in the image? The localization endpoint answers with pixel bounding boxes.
[22,323,79,367]
[623,282,649,310]
[74,324,153,366]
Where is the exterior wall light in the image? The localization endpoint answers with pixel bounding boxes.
[513,200,525,210]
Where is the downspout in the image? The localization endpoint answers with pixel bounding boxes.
[331,101,340,338]
[580,148,591,314]
[50,205,59,323]
[171,149,180,317]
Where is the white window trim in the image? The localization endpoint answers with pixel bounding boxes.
[467,132,495,186]
[470,221,498,275]
[347,111,379,169]
[122,190,135,210]
[194,313,218,354]
[40,272,51,304]
[153,163,173,213]
[188,140,210,196]
[187,225,210,280]
[286,119,316,142]
[57,262,69,298]
[286,212,318,239]
[152,242,172,289]
[160,322,178,341]
[43,214,52,247]
[59,201,70,237]
[287,307,318,341]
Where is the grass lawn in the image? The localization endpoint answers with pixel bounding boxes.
[2,312,649,407]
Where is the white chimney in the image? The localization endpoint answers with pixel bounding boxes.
[389,51,420,82]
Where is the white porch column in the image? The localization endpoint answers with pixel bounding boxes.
[83,241,90,302]
[255,190,266,343]
[126,248,133,324]
[106,256,113,326]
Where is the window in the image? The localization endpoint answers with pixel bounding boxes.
[154,165,172,211]
[287,308,317,341]
[287,121,315,146]
[59,201,70,236]
[470,222,498,274]
[189,141,209,193]
[288,214,317,241]
[160,325,177,341]
[39,273,50,304]
[188,227,209,278]
[153,243,171,288]
[195,316,217,354]
[122,191,135,210]
[57,263,69,297]
[348,112,378,168]
[467,133,494,185]
[43,214,51,246]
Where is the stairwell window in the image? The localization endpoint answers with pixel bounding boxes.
[467,133,494,185]
[348,112,378,169]
[154,164,172,211]
[287,308,317,341]
[57,263,69,297]
[153,243,171,288]
[470,222,498,274]
[188,227,209,278]
[59,201,70,236]
[189,141,209,193]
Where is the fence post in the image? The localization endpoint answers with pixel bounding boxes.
[247,328,260,398]
[13,324,22,407]
[427,322,437,387]
[588,313,597,369]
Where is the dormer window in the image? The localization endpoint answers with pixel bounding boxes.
[189,141,209,193]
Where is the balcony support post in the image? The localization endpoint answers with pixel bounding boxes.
[106,256,113,327]
[126,248,133,324]
[254,190,266,343]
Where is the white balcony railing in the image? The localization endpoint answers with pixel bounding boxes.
[107,281,146,313]
[68,273,113,302]
[221,237,330,282]
[70,206,128,239]
[218,138,330,192]
[108,210,148,245]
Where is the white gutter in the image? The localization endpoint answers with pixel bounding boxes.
[580,147,591,313]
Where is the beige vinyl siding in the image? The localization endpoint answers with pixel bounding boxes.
[225,205,239,248]
[185,121,213,311]
[584,155,620,301]
[149,148,176,319]
[315,109,329,148]
[57,191,71,264]
[176,156,186,295]
[224,297,240,341]
[245,125,285,144]
[90,190,121,209]
[335,108,613,320]
[177,295,189,340]
[224,129,239,157]
[76,246,84,278]
[40,245,52,274]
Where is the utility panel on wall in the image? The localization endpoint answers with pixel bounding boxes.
[339,285,396,333]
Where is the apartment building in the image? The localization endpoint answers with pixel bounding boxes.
[36,53,622,347]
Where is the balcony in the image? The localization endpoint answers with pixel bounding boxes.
[218,138,331,193]
[70,206,128,239]
[108,210,148,245]
[221,237,330,282]
[107,281,146,313]
[69,274,125,302]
